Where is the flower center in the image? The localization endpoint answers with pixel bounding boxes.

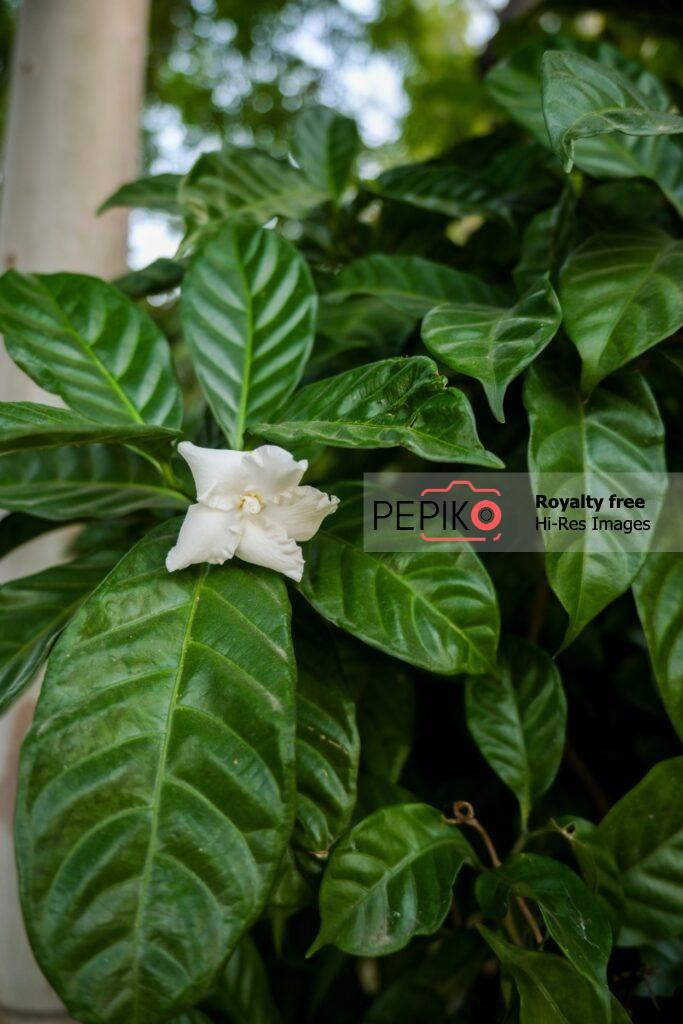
[240,492,263,515]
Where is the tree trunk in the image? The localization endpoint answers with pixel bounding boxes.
[0,2,150,1020]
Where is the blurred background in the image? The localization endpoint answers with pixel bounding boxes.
[2,0,682,271]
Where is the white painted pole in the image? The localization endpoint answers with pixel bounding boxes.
[0,2,150,1020]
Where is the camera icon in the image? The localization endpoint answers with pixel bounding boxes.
[419,479,502,543]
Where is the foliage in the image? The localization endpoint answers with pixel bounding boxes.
[2,13,683,1024]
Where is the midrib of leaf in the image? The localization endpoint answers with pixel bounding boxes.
[131,565,207,1020]
[32,278,146,425]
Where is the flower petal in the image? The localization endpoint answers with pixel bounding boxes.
[178,441,246,509]
[265,485,339,542]
[241,445,308,499]
[166,503,243,572]
[236,518,305,582]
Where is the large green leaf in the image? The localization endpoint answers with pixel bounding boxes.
[513,189,577,294]
[555,816,624,936]
[310,803,477,956]
[98,174,182,215]
[253,357,503,466]
[201,935,281,1024]
[326,255,504,318]
[422,276,561,422]
[0,271,182,427]
[15,521,297,1024]
[369,161,510,222]
[114,259,186,300]
[600,757,683,940]
[0,445,188,520]
[541,51,683,173]
[524,356,666,648]
[0,549,122,715]
[0,402,180,455]
[181,221,317,448]
[292,105,359,199]
[179,147,326,245]
[293,612,359,854]
[480,928,611,1024]
[559,230,683,393]
[465,635,566,827]
[632,553,683,741]
[477,854,612,997]
[299,489,499,675]
[488,39,683,217]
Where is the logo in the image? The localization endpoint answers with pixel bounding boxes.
[419,479,502,543]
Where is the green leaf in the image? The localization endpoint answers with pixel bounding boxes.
[479,927,610,1024]
[477,853,612,995]
[179,147,326,245]
[316,294,414,359]
[292,105,359,199]
[98,174,182,215]
[541,50,683,173]
[293,611,359,854]
[0,402,180,455]
[0,512,59,559]
[326,254,505,318]
[0,271,182,428]
[465,636,566,827]
[299,488,500,675]
[15,521,297,1023]
[513,189,577,295]
[369,161,511,222]
[168,1012,212,1024]
[202,935,281,1024]
[422,276,561,422]
[0,445,188,520]
[253,357,503,466]
[524,356,666,648]
[600,756,683,940]
[554,816,624,937]
[0,550,122,715]
[632,553,683,741]
[114,258,186,300]
[488,40,683,217]
[352,645,415,784]
[310,803,477,956]
[181,221,317,448]
[559,229,683,393]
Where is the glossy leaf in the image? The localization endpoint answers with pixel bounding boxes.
[465,635,566,827]
[253,357,503,466]
[15,521,297,1023]
[370,161,510,222]
[0,512,58,559]
[555,816,624,936]
[559,229,683,393]
[632,553,683,741]
[477,853,612,994]
[541,51,683,173]
[299,488,499,675]
[292,105,359,199]
[0,445,188,520]
[524,356,666,647]
[98,174,182,215]
[181,221,317,448]
[327,254,504,318]
[0,271,182,428]
[480,927,610,1024]
[293,612,359,854]
[422,275,561,422]
[600,757,683,940]
[0,402,180,455]
[310,803,477,956]
[0,550,122,715]
[114,259,186,300]
[179,147,326,244]
[513,189,577,294]
[202,935,281,1024]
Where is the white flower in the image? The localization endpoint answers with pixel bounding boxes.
[166,442,339,581]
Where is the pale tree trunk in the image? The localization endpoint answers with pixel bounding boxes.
[0,2,150,1021]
